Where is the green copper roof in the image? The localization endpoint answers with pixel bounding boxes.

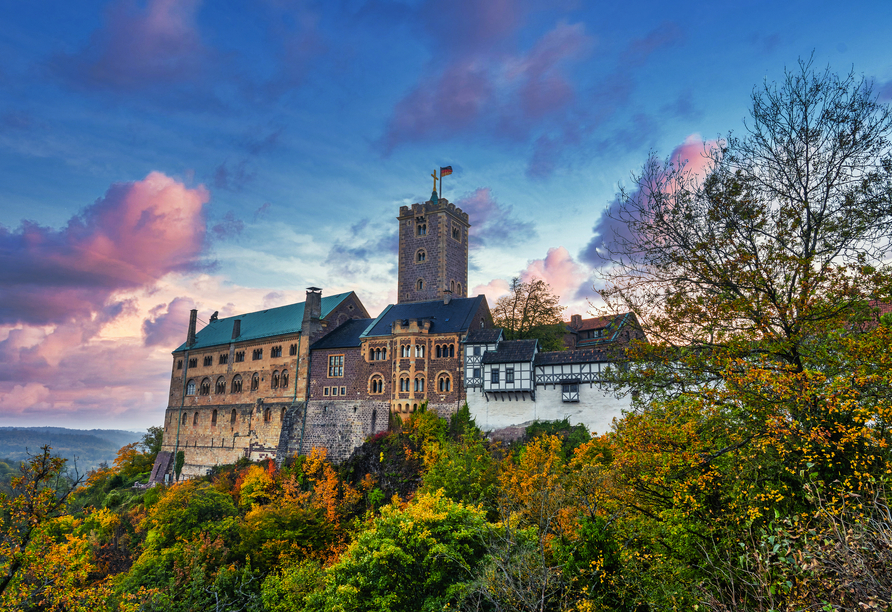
[173,292,352,353]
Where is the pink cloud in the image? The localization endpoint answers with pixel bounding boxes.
[581,134,716,267]
[519,246,587,303]
[474,247,593,317]
[455,188,535,248]
[471,278,511,305]
[0,383,51,415]
[143,296,198,347]
[0,171,209,325]
[55,0,208,91]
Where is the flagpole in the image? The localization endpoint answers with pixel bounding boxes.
[439,168,442,200]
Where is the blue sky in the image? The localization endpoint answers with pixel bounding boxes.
[1,0,891,430]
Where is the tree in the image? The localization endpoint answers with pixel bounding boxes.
[307,492,490,612]
[599,59,892,393]
[492,278,567,351]
[593,60,892,609]
[0,446,108,611]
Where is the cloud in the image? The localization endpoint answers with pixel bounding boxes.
[621,22,684,67]
[325,218,399,281]
[519,246,588,303]
[380,21,592,153]
[471,278,511,304]
[211,211,246,240]
[0,171,209,326]
[52,0,210,92]
[455,188,536,248]
[0,383,51,415]
[254,202,272,221]
[473,246,592,315]
[143,296,197,347]
[878,79,892,103]
[580,134,715,267]
[213,160,256,192]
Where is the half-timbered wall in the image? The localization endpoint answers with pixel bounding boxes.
[466,357,631,436]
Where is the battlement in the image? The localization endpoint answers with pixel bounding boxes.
[398,199,469,224]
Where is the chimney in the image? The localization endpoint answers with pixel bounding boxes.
[302,287,324,341]
[443,289,452,305]
[232,319,241,339]
[187,309,198,347]
[570,314,582,329]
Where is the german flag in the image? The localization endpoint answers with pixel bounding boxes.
[440,166,453,177]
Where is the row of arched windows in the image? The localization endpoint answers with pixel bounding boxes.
[369,347,387,361]
[399,345,425,358]
[186,370,288,396]
[435,344,455,358]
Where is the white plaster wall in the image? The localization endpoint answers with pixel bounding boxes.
[467,382,630,436]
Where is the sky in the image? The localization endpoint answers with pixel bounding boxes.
[1,0,891,431]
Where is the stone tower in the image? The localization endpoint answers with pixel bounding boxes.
[397,188,470,303]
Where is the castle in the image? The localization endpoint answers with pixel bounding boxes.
[151,186,639,481]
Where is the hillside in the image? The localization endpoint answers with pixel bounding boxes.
[0,427,143,471]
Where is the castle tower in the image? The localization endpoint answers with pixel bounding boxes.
[397,187,470,303]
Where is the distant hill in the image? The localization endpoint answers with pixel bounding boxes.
[0,427,144,472]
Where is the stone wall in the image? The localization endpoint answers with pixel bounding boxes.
[397,199,469,303]
[160,399,293,478]
[280,399,389,462]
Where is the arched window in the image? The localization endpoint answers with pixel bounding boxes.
[369,375,384,394]
[415,344,424,358]
[211,409,218,426]
[401,345,409,358]
[416,249,426,263]
[438,374,452,392]
[215,377,226,394]
[251,373,259,391]
[186,380,196,395]
[230,409,237,425]
[264,408,271,422]
[193,412,199,425]
[416,278,424,291]
[281,370,288,388]
[449,344,455,358]
[271,370,280,389]
[182,412,188,425]
[417,222,427,236]
[436,345,441,358]
[451,280,455,293]
[381,347,386,360]
[412,403,418,412]
[375,348,381,360]
[414,376,425,392]
[400,377,410,392]
[231,375,242,393]
[200,378,211,395]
